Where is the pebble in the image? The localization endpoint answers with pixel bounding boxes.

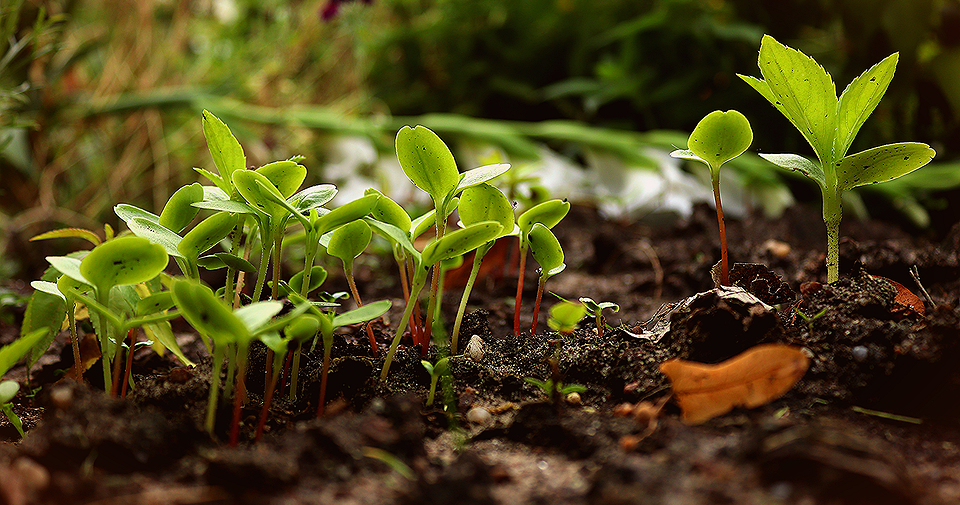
[466,406,492,425]
[565,392,582,405]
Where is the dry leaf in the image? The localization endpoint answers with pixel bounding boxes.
[659,343,809,424]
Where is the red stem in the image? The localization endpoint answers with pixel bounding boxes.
[230,362,247,447]
[513,247,528,336]
[316,352,330,417]
[254,365,279,442]
[120,329,136,398]
[712,177,729,286]
[279,348,294,396]
[531,277,545,335]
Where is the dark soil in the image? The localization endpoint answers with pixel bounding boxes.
[2,202,960,505]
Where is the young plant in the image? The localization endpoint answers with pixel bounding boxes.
[326,220,379,355]
[450,182,519,354]
[670,110,753,286]
[547,299,588,335]
[420,357,449,407]
[395,125,510,349]
[0,380,23,438]
[578,297,620,338]
[0,328,48,438]
[527,223,566,335]
[739,35,935,282]
[514,199,570,336]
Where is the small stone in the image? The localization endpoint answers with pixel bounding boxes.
[465,335,486,362]
[565,392,582,405]
[49,385,73,411]
[762,239,792,259]
[852,346,869,362]
[466,406,492,425]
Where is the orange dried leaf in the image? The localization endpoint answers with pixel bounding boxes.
[659,343,809,424]
[30,228,102,246]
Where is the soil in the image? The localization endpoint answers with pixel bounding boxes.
[2,202,960,505]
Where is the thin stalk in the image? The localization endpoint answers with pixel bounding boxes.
[421,219,447,353]
[120,328,136,398]
[823,189,842,283]
[513,243,529,336]
[98,291,113,392]
[345,263,379,356]
[234,227,256,309]
[316,339,332,417]
[223,214,246,305]
[255,349,285,442]
[67,301,82,381]
[531,275,547,335]
[229,342,250,447]
[406,257,423,347]
[288,342,302,401]
[711,175,729,286]
[451,243,490,354]
[251,241,271,303]
[380,273,429,382]
[223,344,237,399]
[205,342,225,434]
[271,233,283,300]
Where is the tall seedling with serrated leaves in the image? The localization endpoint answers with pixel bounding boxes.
[739,35,935,282]
[671,110,752,286]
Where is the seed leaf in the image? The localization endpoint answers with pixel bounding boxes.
[80,236,169,293]
[159,183,204,233]
[333,299,392,327]
[528,223,565,276]
[517,199,570,235]
[172,280,249,343]
[459,183,518,236]
[659,343,809,424]
[327,220,372,263]
[396,125,460,206]
[422,221,502,266]
[178,211,236,262]
[684,110,753,173]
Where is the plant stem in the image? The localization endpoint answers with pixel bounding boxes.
[711,174,729,286]
[316,337,333,417]
[120,328,135,398]
[229,342,250,447]
[823,190,842,283]
[513,243,529,336]
[271,233,282,300]
[67,301,82,381]
[380,272,428,382]
[531,275,546,335]
[205,342,225,434]
[451,243,490,354]
[251,241,271,302]
[255,350,284,442]
[345,264,379,356]
[288,342,301,401]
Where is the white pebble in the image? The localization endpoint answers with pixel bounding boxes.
[466,406,492,425]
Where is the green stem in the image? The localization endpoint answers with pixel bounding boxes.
[823,189,843,283]
[205,342,225,434]
[223,214,246,305]
[380,271,429,382]
[251,241,271,302]
[451,243,490,354]
[289,341,302,401]
[66,300,82,381]
[271,233,283,300]
[229,341,250,447]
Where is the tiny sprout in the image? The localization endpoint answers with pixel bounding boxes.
[794,306,828,336]
[547,300,587,335]
[524,377,587,398]
[514,199,570,336]
[327,220,378,355]
[578,297,620,338]
[528,223,566,335]
[0,381,23,438]
[421,357,449,407]
[671,109,753,286]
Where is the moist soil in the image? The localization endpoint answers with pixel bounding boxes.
[2,203,960,505]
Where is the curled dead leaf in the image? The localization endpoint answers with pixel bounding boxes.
[871,275,924,318]
[659,343,809,424]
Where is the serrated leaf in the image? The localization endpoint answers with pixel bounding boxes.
[759,153,826,188]
[202,110,245,189]
[836,142,936,191]
[836,53,899,158]
[193,167,227,194]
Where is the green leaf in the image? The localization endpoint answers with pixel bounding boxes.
[30,280,65,301]
[0,328,48,378]
[29,227,101,247]
[410,208,438,239]
[258,332,289,354]
[178,211,236,261]
[80,236,169,293]
[422,221,502,266]
[202,110,245,190]
[685,110,753,172]
[396,125,460,205]
[233,169,287,219]
[836,142,936,191]
[459,183,517,235]
[313,193,380,237]
[332,299,392,327]
[366,189,411,232]
[284,314,322,343]
[191,198,256,215]
[234,301,284,334]
[287,266,327,295]
[836,53,899,158]
[136,292,175,315]
[0,381,18,404]
[327,220,372,263]
[455,163,511,193]
[159,183,204,233]
[256,160,307,199]
[759,153,826,188]
[193,168,227,195]
[547,301,586,333]
[293,184,337,211]
[742,35,837,165]
[528,223,565,276]
[45,256,89,286]
[171,280,249,343]
[125,217,185,259]
[115,203,160,224]
[364,218,421,260]
[20,288,66,369]
[214,252,257,273]
[517,199,570,235]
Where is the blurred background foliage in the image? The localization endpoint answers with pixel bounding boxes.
[2,0,959,282]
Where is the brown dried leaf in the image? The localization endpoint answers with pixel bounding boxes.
[659,343,809,424]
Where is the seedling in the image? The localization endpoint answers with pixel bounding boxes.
[326,219,379,355]
[795,306,828,336]
[450,182,519,353]
[739,35,935,282]
[514,199,570,335]
[0,328,48,438]
[395,125,510,349]
[547,300,587,335]
[527,223,566,335]
[578,297,620,338]
[670,110,753,285]
[0,381,23,437]
[421,357,449,407]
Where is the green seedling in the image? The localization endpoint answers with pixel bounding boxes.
[547,299,587,335]
[0,328,48,438]
[421,357,449,407]
[450,183,519,354]
[795,306,828,336]
[739,35,935,283]
[670,110,753,286]
[327,220,379,355]
[524,377,586,398]
[527,223,566,335]
[375,220,504,382]
[396,125,510,350]
[514,199,570,336]
[578,297,620,338]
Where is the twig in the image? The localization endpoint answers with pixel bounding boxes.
[909,265,936,308]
